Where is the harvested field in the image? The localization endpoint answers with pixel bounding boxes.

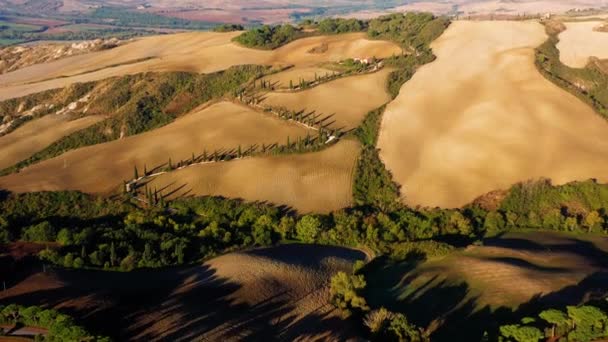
[0,244,366,341]
[262,68,393,130]
[366,231,608,341]
[0,101,313,194]
[557,21,608,67]
[260,66,335,89]
[377,20,608,208]
[0,114,104,170]
[0,32,401,100]
[148,139,361,213]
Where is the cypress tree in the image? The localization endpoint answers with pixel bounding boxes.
[110,242,116,267]
[134,165,139,179]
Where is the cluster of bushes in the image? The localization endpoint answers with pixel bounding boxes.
[0,304,110,341]
[233,24,306,49]
[1,65,267,175]
[368,13,449,52]
[315,18,368,34]
[329,267,427,341]
[497,302,608,342]
[213,24,245,32]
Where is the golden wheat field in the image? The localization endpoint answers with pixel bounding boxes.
[262,68,393,130]
[557,21,608,67]
[148,139,361,213]
[0,101,314,194]
[0,32,401,100]
[393,232,608,309]
[0,114,104,170]
[377,20,608,208]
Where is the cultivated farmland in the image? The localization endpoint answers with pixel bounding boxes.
[377,20,608,208]
[148,139,361,213]
[262,68,393,130]
[0,114,104,170]
[365,231,608,340]
[0,32,401,100]
[1,244,366,341]
[0,101,314,194]
[557,21,608,67]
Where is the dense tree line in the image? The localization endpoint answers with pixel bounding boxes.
[0,27,151,44]
[86,7,215,30]
[496,301,608,342]
[0,304,110,341]
[233,24,306,49]
[0,179,606,271]
[213,24,245,32]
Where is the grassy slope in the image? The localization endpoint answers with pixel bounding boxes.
[535,21,608,119]
[0,65,267,175]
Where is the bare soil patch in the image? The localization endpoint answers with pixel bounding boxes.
[558,21,608,67]
[377,20,608,208]
[262,68,393,130]
[0,101,313,195]
[148,139,361,213]
[0,244,365,341]
[0,32,401,100]
[0,114,104,170]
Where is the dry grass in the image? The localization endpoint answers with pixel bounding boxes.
[377,20,608,208]
[262,68,393,130]
[0,101,313,194]
[0,114,104,170]
[0,244,366,341]
[0,32,401,100]
[557,21,608,67]
[149,139,361,213]
[400,232,608,309]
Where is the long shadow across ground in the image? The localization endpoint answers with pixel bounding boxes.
[0,244,365,341]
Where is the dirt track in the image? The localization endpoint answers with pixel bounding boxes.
[377,20,608,208]
[0,244,366,341]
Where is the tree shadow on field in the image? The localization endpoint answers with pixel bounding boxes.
[364,235,608,342]
[0,245,364,341]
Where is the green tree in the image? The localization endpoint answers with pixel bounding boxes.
[296,215,321,243]
[329,271,369,317]
[539,309,569,338]
[252,214,275,246]
[56,228,73,245]
[389,312,427,342]
[275,216,295,240]
[499,324,544,342]
[584,211,603,233]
